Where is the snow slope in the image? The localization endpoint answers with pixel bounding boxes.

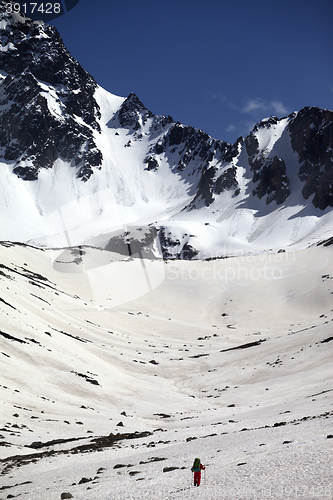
[2,81,332,258]
[2,87,331,261]
[0,241,332,498]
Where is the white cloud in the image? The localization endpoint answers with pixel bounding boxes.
[241,98,288,117]
[226,124,236,133]
[212,93,290,139]
[212,92,238,110]
[241,99,266,114]
[271,100,289,115]
[212,93,288,117]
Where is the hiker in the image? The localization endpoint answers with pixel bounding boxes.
[191,457,205,486]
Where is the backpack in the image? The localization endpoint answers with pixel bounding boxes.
[191,457,201,472]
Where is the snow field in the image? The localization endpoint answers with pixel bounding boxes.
[0,242,332,498]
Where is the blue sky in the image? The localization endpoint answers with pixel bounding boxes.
[51,0,333,143]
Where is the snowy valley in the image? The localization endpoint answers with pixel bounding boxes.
[0,1,332,498]
[0,242,332,499]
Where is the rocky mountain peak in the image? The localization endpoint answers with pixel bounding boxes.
[243,106,333,209]
[0,1,96,93]
[0,1,102,181]
[115,92,154,130]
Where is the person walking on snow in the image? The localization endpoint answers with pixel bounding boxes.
[191,457,205,486]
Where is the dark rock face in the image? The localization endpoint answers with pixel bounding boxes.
[144,121,242,207]
[144,155,159,171]
[158,227,181,260]
[115,92,153,130]
[245,121,291,205]
[193,166,216,206]
[215,166,240,196]
[0,4,99,126]
[252,156,290,205]
[0,71,102,180]
[244,107,333,209]
[288,107,333,210]
[0,3,102,180]
[0,72,57,179]
[244,129,260,158]
[158,227,198,260]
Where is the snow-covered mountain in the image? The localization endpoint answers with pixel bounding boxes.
[0,1,333,258]
[1,4,333,498]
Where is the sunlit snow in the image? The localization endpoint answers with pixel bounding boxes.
[0,242,332,499]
